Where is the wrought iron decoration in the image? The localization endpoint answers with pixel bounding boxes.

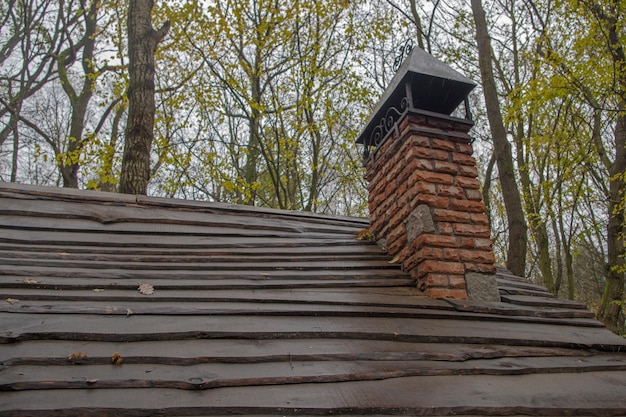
[393,38,414,72]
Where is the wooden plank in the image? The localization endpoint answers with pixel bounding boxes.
[2,372,626,415]
[4,355,626,392]
[0,339,589,364]
[501,294,589,310]
[2,313,625,350]
[0,256,401,272]
[0,217,362,241]
[0,242,387,257]
[0,287,438,308]
[0,199,363,236]
[0,249,391,263]
[445,298,596,319]
[0,300,604,329]
[0,182,369,228]
[0,228,370,248]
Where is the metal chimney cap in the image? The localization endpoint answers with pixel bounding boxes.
[356,47,476,147]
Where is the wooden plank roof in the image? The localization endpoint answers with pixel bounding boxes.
[1,182,625,416]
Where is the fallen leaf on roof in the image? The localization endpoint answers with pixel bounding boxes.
[355,228,375,241]
[138,283,154,295]
[22,279,40,284]
[388,254,401,264]
[5,298,19,304]
[111,352,123,365]
[126,308,133,316]
[92,288,105,292]
[86,379,98,385]
[68,352,88,360]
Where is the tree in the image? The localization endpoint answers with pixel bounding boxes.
[471,0,528,277]
[119,0,169,195]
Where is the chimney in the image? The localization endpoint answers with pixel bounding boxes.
[357,46,500,302]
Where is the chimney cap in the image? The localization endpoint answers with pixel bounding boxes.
[356,47,476,147]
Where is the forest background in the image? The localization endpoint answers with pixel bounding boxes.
[1,0,624,334]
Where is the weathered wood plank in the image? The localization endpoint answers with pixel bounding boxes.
[2,372,626,415]
[0,300,604,328]
[0,182,369,228]
[3,355,626,392]
[0,249,391,263]
[2,314,625,350]
[0,228,370,248]
[0,242,386,257]
[0,339,591,364]
[445,298,596,319]
[0,197,363,235]
[501,295,589,310]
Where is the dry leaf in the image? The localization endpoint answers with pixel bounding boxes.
[126,308,133,317]
[111,352,123,365]
[92,288,104,292]
[68,352,88,360]
[138,283,154,295]
[355,228,374,241]
[388,254,401,264]
[22,279,40,284]
[86,379,98,385]
[5,298,19,304]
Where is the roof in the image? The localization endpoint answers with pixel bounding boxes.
[1,182,625,416]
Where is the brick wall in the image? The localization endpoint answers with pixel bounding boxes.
[365,111,498,300]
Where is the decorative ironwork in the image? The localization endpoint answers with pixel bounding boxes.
[363,96,410,160]
[393,38,414,72]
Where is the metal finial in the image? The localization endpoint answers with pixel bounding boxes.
[393,38,414,72]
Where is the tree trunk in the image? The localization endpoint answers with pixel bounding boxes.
[598,112,626,334]
[471,0,528,277]
[119,0,169,195]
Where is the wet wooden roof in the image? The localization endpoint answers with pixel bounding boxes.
[1,182,625,416]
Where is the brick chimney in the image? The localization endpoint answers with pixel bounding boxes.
[357,46,499,302]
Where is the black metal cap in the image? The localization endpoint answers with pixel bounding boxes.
[356,47,476,147]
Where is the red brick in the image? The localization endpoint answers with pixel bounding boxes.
[438,185,465,199]
[408,135,431,148]
[448,274,467,289]
[474,238,494,251]
[434,160,459,175]
[385,161,403,184]
[443,248,460,261]
[432,138,456,151]
[449,198,486,213]
[416,260,465,278]
[413,234,458,249]
[387,203,411,231]
[459,249,496,264]
[470,213,490,225]
[411,170,454,185]
[423,273,450,287]
[414,247,444,264]
[452,152,476,166]
[456,143,474,154]
[459,165,479,178]
[453,223,491,238]
[387,233,407,255]
[432,208,471,223]
[425,288,468,299]
[407,146,449,161]
[426,117,455,130]
[466,188,483,201]
[464,263,497,274]
[455,175,480,189]
[458,237,476,249]
[411,194,450,209]
[386,224,406,245]
[411,181,437,195]
[437,222,454,235]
